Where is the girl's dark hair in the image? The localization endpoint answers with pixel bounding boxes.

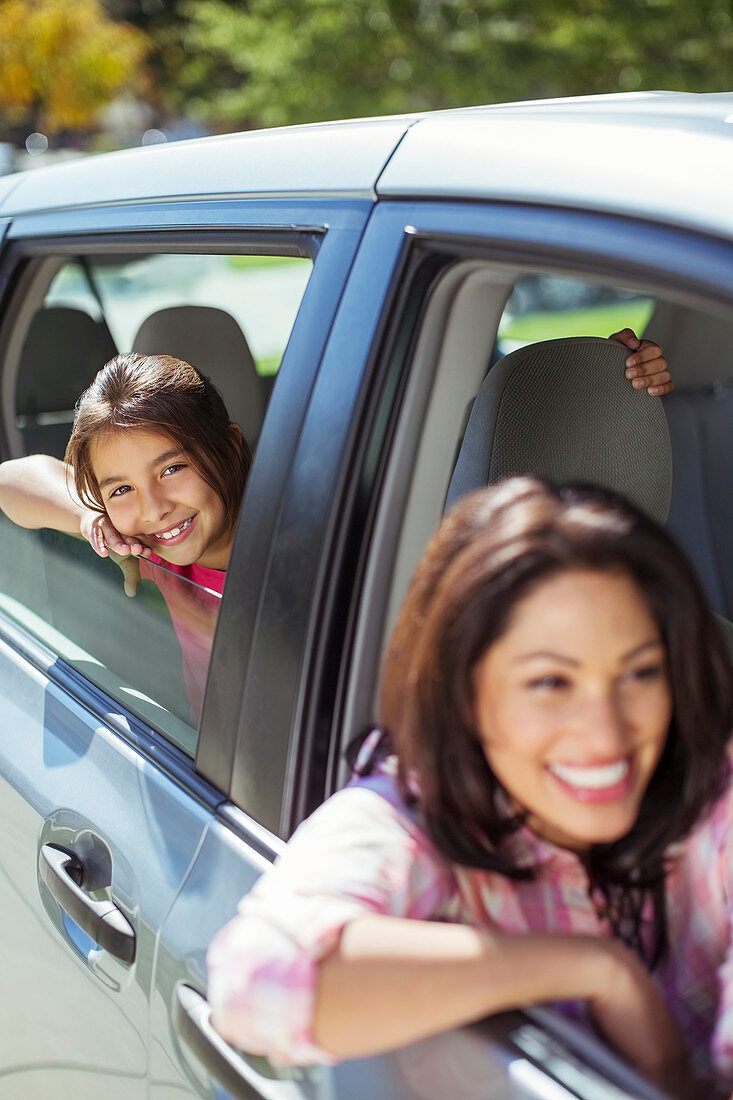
[65,353,252,532]
[379,476,733,967]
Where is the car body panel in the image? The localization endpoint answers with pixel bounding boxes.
[0,119,418,217]
[4,196,371,241]
[376,95,733,239]
[0,615,214,1098]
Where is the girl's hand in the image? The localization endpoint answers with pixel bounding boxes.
[590,940,694,1096]
[80,510,150,560]
[609,328,674,396]
[79,510,151,598]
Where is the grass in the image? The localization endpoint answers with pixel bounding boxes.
[499,299,654,344]
[256,354,282,377]
[227,255,308,272]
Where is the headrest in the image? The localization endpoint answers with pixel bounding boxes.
[445,336,672,526]
[132,305,264,445]
[16,307,116,413]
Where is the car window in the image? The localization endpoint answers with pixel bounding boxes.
[497,273,654,356]
[0,515,214,752]
[382,266,659,642]
[44,253,309,378]
[0,248,312,757]
[336,255,733,784]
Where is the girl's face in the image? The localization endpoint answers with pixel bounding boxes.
[473,568,672,852]
[90,428,231,570]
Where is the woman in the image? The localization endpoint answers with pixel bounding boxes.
[207,477,733,1097]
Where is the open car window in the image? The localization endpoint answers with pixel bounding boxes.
[0,246,313,758]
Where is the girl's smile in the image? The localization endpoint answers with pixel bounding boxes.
[474,568,672,852]
[90,428,232,570]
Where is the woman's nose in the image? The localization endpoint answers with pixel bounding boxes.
[581,691,629,753]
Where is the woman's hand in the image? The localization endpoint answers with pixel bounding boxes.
[79,510,151,598]
[589,940,694,1096]
[609,328,674,396]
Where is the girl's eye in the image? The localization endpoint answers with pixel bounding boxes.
[527,675,569,691]
[162,463,186,476]
[109,485,131,498]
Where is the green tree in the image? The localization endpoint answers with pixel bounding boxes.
[181,0,733,130]
[106,0,217,125]
[0,0,150,139]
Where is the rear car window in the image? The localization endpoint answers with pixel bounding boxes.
[0,247,312,756]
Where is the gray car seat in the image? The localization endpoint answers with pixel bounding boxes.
[663,384,733,616]
[640,300,733,616]
[132,305,265,448]
[445,335,672,526]
[15,306,117,459]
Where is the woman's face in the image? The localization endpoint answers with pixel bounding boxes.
[91,428,231,570]
[473,568,672,852]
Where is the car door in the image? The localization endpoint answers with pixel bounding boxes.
[0,188,371,1099]
[158,192,733,1100]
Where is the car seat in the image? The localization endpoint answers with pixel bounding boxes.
[445,335,672,527]
[15,306,117,459]
[132,305,265,448]
[639,300,733,617]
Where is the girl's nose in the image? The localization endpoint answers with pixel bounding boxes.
[140,486,172,525]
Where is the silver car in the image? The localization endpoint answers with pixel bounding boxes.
[0,91,730,1099]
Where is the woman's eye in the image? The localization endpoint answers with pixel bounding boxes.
[162,463,186,476]
[527,675,569,691]
[626,664,665,684]
[109,485,131,498]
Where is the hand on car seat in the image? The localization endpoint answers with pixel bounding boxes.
[609,328,674,396]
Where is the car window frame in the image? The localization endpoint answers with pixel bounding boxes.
[0,200,373,832]
[274,197,733,838]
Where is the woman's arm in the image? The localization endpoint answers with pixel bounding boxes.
[314,914,688,1094]
[208,783,689,1091]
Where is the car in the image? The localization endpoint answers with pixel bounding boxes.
[0,89,731,1100]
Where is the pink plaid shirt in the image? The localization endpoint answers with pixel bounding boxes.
[207,742,733,1090]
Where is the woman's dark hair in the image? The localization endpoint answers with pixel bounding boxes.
[379,476,733,967]
[65,353,252,533]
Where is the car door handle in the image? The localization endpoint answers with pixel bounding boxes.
[174,983,299,1100]
[38,843,136,965]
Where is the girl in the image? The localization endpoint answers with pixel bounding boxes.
[0,352,252,716]
[207,477,733,1097]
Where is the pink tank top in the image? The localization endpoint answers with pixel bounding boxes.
[140,554,225,722]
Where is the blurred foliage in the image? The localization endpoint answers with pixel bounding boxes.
[179,0,733,129]
[106,0,218,121]
[0,0,150,136]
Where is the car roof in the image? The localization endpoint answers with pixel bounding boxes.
[378,91,733,239]
[2,91,733,239]
[0,117,418,216]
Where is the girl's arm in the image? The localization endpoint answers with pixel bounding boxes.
[0,454,85,533]
[0,454,149,559]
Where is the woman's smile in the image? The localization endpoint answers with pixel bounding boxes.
[545,755,633,803]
